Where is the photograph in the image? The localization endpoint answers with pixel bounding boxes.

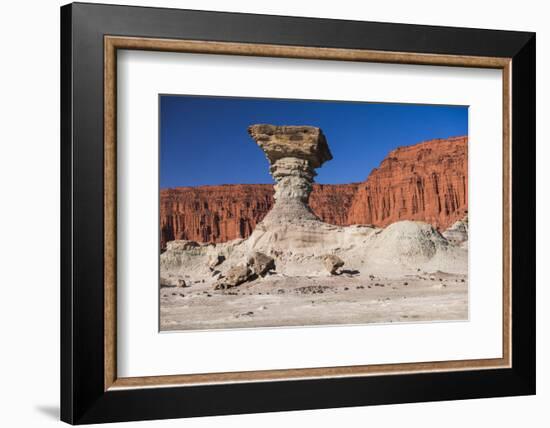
[159,95,469,331]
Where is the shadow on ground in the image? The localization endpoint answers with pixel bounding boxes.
[35,405,59,420]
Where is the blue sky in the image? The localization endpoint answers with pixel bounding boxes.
[160,95,468,188]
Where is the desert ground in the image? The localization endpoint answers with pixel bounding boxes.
[160,217,469,331]
[160,270,467,331]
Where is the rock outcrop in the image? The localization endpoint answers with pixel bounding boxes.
[443,216,469,246]
[215,264,253,290]
[160,135,467,248]
[347,136,467,229]
[247,251,276,277]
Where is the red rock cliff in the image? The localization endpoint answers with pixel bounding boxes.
[160,185,273,248]
[160,136,467,247]
[160,183,359,248]
[346,136,468,229]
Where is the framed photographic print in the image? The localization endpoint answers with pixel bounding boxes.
[60,2,536,424]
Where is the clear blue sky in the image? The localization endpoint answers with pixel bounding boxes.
[160,95,468,188]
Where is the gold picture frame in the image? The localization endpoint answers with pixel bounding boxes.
[103,35,512,391]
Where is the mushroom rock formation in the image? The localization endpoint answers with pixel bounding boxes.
[244,124,377,267]
[247,124,332,225]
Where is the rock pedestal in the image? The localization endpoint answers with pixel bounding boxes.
[248,124,332,224]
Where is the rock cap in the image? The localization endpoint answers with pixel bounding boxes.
[248,124,332,168]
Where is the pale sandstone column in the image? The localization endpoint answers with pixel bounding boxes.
[248,124,332,224]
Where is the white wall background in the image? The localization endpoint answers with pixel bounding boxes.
[0,1,546,427]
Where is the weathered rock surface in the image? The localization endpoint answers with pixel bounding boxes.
[160,136,467,247]
[248,124,332,225]
[247,124,332,168]
[311,183,359,225]
[160,185,274,249]
[247,251,275,277]
[443,216,468,245]
[322,254,345,275]
[215,264,253,290]
[366,221,450,267]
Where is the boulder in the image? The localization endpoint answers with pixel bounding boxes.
[322,254,344,275]
[161,277,187,288]
[160,277,176,288]
[215,264,254,290]
[247,251,275,276]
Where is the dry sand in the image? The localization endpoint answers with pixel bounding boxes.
[160,270,467,331]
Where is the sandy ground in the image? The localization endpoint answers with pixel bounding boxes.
[160,271,468,331]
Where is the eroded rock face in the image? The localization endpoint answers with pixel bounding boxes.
[311,183,359,225]
[346,136,468,230]
[160,184,274,248]
[443,216,468,245]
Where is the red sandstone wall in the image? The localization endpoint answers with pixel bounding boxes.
[160,183,359,248]
[160,184,274,248]
[160,136,467,248]
[346,136,468,229]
